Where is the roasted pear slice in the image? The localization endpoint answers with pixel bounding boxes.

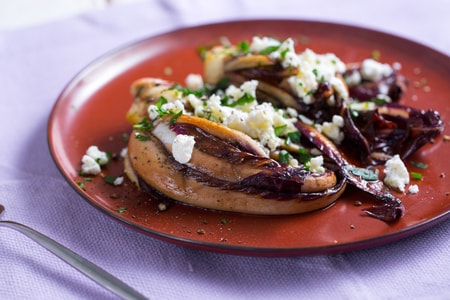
[126,114,346,215]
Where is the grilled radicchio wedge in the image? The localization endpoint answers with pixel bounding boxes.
[124,78,346,215]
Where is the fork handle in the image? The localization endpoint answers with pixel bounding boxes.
[0,221,147,300]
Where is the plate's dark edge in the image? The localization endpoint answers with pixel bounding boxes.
[47,19,450,257]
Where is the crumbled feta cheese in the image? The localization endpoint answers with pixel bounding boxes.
[224,80,258,107]
[148,99,185,120]
[250,36,348,103]
[172,134,196,164]
[81,155,102,175]
[287,48,347,103]
[360,58,393,81]
[383,154,409,192]
[120,147,128,158]
[298,114,314,125]
[187,81,297,153]
[317,115,345,145]
[113,176,124,186]
[308,155,325,173]
[349,101,376,112]
[408,184,419,194]
[86,146,109,165]
[345,70,362,86]
[249,36,281,53]
[80,146,109,175]
[268,38,299,68]
[185,74,204,90]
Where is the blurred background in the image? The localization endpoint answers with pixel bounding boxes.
[0,0,144,30]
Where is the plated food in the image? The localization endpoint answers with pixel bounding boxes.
[48,20,450,255]
[80,35,443,223]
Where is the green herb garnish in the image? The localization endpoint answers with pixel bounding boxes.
[117,207,127,213]
[280,48,290,60]
[259,45,280,55]
[104,175,116,185]
[76,181,86,191]
[285,131,301,145]
[411,172,423,180]
[237,40,250,53]
[298,148,311,164]
[170,110,183,125]
[133,118,153,132]
[312,68,319,77]
[223,93,255,107]
[279,150,291,164]
[170,84,204,97]
[274,124,287,137]
[135,132,150,141]
[371,97,389,106]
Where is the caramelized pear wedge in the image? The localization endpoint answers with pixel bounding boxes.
[126,114,347,215]
[126,78,181,124]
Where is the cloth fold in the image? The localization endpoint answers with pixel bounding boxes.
[1,0,449,299]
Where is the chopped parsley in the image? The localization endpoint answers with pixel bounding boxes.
[280,48,290,60]
[170,110,183,125]
[285,131,301,145]
[278,150,291,164]
[135,132,150,141]
[237,40,250,53]
[76,181,86,191]
[117,207,127,213]
[298,148,311,164]
[222,93,255,107]
[259,45,280,55]
[133,118,153,132]
[170,84,204,98]
[104,175,116,185]
[156,96,168,112]
[371,97,389,106]
[312,68,319,78]
[411,171,423,180]
[274,124,287,137]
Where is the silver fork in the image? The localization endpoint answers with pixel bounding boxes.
[0,204,147,300]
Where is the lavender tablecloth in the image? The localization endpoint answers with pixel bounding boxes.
[1,0,449,299]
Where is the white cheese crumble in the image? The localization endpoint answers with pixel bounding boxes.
[383,154,409,192]
[81,155,102,175]
[113,176,124,186]
[185,73,204,90]
[80,146,109,175]
[316,115,345,145]
[248,37,348,104]
[360,58,393,81]
[308,155,325,173]
[172,134,196,164]
[120,147,128,158]
[408,184,419,194]
[187,81,297,153]
[148,99,185,120]
[249,36,280,53]
[286,48,347,104]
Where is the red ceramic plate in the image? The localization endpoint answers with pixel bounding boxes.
[48,20,450,256]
